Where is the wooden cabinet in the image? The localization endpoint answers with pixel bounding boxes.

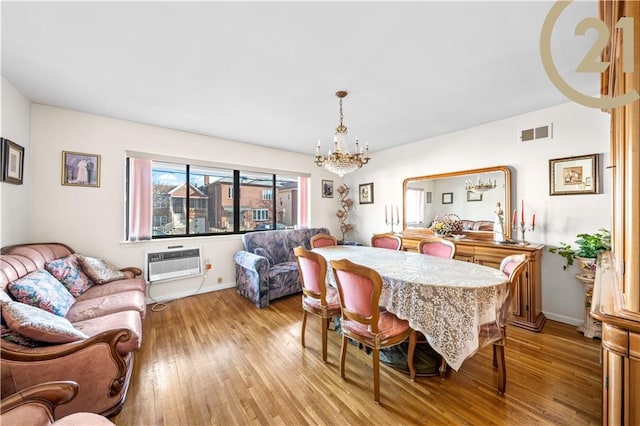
[401,231,545,332]
[590,2,640,424]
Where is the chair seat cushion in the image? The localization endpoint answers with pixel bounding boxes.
[65,290,146,322]
[75,278,145,301]
[303,286,341,314]
[72,310,142,354]
[268,262,299,284]
[342,309,411,346]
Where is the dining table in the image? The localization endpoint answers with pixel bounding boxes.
[312,245,510,372]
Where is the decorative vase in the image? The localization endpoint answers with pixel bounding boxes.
[575,256,597,279]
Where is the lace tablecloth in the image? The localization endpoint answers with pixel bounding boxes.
[313,245,509,371]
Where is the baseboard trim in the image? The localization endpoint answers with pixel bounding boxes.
[145,281,235,305]
[542,311,583,326]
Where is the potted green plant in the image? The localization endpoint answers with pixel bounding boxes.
[549,228,611,276]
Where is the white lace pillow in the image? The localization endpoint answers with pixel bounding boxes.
[1,301,88,344]
[77,255,126,284]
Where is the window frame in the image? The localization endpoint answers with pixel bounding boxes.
[126,154,307,240]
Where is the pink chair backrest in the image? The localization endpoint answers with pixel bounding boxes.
[502,260,519,277]
[311,236,336,248]
[421,242,454,258]
[372,236,401,250]
[334,269,375,317]
[298,255,323,294]
[500,254,527,280]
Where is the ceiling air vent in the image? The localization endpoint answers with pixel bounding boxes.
[519,123,553,142]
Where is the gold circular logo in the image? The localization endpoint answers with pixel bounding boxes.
[540,1,638,109]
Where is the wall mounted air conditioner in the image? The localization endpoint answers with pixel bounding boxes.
[145,246,202,283]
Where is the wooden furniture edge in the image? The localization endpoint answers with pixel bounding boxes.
[591,252,640,332]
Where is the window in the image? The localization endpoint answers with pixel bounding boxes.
[406,188,425,224]
[253,209,269,221]
[126,155,307,240]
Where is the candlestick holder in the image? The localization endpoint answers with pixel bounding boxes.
[386,216,400,233]
[512,222,535,245]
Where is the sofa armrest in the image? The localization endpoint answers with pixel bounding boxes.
[120,266,142,277]
[233,251,270,308]
[2,328,133,401]
[1,380,78,415]
[233,250,268,272]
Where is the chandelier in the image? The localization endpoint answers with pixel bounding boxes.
[315,91,370,177]
[465,175,497,193]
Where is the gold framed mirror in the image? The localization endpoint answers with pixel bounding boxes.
[402,165,512,240]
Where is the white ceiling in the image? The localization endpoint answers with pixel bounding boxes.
[1,1,599,155]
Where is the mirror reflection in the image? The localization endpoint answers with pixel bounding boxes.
[403,166,512,239]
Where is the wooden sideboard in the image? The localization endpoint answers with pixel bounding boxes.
[401,230,545,332]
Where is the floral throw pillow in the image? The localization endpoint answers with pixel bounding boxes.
[7,270,76,317]
[1,301,88,344]
[45,255,94,297]
[77,255,126,284]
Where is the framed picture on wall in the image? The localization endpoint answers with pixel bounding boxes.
[549,153,598,195]
[442,192,453,204]
[426,191,432,204]
[61,151,101,187]
[322,179,334,198]
[1,138,25,185]
[467,191,483,202]
[359,182,374,204]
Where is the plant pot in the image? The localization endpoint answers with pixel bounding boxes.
[575,256,597,279]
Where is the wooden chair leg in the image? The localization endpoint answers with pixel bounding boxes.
[495,342,506,394]
[492,345,498,368]
[407,331,417,381]
[321,317,329,362]
[301,311,307,348]
[372,347,380,403]
[439,357,448,379]
[340,335,348,379]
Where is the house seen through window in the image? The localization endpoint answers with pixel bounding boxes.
[126,157,306,240]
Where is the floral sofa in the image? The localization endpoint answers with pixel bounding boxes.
[0,243,146,419]
[234,227,330,308]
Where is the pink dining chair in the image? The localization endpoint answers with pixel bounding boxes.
[492,253,528,394]
[310,233,338,248]
[370,233,402,250]
[331,258,416,403]
[417,237,456,259]
[294,246,341,362]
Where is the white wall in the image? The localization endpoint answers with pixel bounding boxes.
[0,77,31,246]
[28,104,340,301]
[25,101,612,325]
[342,102,611,325]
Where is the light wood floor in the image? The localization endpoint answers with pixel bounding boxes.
[111,289,601,425]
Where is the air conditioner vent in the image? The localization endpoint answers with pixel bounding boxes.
[520,123,553,142]
[145,246,202,283]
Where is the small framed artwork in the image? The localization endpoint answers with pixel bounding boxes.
[442,192,453,204]
[549,153,598,196]
[1,138,25,185]
[426,191,432,204]
[62,151,101,187]
[467,191,483,202]
[359,182,374,204]
[322,179,334,198]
